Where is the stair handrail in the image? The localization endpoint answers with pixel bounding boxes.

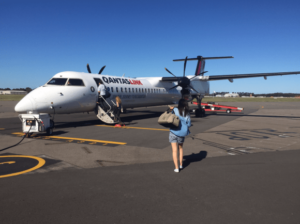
[99,96,112,113]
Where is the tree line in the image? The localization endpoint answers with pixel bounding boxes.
[0,87,32,93]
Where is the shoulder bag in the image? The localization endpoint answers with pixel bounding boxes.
[158,109,180,128]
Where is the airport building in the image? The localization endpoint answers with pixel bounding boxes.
[0,90,27,95]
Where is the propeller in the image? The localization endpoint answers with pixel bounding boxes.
[99,65,106,74]
[86,64,106,74]
[87,63,92,73]
[164,56,199,97]
[165,68,177,77]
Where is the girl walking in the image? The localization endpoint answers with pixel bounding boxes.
[169,99,191,173]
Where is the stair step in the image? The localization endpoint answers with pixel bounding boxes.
[97,106,115,124]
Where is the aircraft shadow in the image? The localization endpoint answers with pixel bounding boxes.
[182,151,207,169]
[53,120,102,129]
[51,109,300,130]
[121,111,163,123]
[204,113,300,119]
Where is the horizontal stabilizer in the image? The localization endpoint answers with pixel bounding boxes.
[208,71,300,81]
[173,56,233,62]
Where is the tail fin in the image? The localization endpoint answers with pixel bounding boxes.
[195,56,205,76]
[173,56,234,76]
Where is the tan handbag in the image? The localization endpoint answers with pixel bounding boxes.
[158,110,180,128]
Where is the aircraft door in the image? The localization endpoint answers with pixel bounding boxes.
[94,78,101,87]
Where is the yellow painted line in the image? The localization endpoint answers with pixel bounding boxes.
[0,161,16,165]
[0,128,5,130]
[12,132,126,145]
[0,155,45,178]
[96,125,169,131]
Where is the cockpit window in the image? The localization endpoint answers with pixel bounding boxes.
[47,78,68,85]
[67,79,85,86]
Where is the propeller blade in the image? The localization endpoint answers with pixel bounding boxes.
[188,85,199,93]
[183,56,187,77]
[99,65,106,74]
[87,64,92,73]
[168,85,179,91]
[165,68,177,77]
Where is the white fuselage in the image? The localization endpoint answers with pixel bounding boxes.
[15,71,209,114]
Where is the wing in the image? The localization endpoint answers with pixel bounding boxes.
[207,71,300,81]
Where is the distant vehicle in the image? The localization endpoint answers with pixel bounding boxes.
[15,55,300,130]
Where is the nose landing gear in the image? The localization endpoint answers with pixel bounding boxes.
[46,119,54,135]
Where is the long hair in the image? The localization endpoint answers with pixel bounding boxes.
[115,96,122,104]
[178,99,189,117]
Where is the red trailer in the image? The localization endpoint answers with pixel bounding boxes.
[192,102,243,114]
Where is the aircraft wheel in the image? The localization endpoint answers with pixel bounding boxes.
[195,109,204,117]
[226,109,231,114]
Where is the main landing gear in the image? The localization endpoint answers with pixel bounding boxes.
[194,96,205,117]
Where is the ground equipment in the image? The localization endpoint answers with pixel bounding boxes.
[192,102,243,114]
[19,113,54,136]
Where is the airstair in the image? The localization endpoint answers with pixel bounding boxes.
[96,96,117,124]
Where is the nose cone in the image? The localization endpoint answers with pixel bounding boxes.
[15,96,34,113]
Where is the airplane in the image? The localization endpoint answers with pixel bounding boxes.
[15,55,300,133]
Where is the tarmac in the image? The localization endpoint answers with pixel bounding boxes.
[0,101,300,223]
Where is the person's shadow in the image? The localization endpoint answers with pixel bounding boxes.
[182,151,207,169]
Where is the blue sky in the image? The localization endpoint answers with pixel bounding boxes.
[1,0,300,93]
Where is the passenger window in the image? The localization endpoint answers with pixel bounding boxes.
[47,78,67,85]
[139,88,141,93]
[132,88,134,93]
[121,87,123,92]
[125,87,127,93]
[128,88,131,93]
[151,89,153,93]
[116,87,119,92]
[107,87,110,92]
[111,87,114,92]
[67,79,85,86]
[136,88,138,93]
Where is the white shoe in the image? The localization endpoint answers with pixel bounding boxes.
[179,165,183,169]
[174,169,179,173]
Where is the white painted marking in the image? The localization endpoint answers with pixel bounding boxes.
[228,153,236,155]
